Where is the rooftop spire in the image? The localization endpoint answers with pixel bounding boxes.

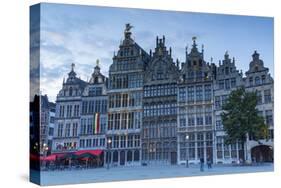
[185,45,188,55]
[224,51,229,60]
[68,63,77,78]
[94,59,101,74]
[71,63,75,71]
[96,59,100,67]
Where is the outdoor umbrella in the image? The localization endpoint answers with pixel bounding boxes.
[77,153,95,159]
[57,152,77,160]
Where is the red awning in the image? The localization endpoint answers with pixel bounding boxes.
[75,150,103,156]
[43,154,57,161]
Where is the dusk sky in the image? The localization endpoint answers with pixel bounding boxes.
[38,3,274,102]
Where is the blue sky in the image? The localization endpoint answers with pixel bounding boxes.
[37,3,274,102]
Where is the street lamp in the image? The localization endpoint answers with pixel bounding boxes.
[185,134,189,168]
[42,143,49,169]
[107,138,112,170]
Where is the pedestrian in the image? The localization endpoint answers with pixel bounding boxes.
[207,156,212,169]
[200,157,204,172]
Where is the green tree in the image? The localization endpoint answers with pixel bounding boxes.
[221,87,269,162]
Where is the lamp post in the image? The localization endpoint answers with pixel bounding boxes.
[42,143,49,169]
[185,134,189,168]
[107,138,112,170]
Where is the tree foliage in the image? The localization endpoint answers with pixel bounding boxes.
[221,87,269,145]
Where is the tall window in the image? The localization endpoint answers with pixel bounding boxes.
[266,110,273,126]
[196,85,203,102]
[196,116,203,126]
[218,80,224,89]
[80,119,87,135]
[204,84,211,101]
[188,116,195,126]
[221,95,228,106]
[122,94,128,107]
[116,94,121,107]
[65,123,71,137]
[249,77,253,86]
[205,114,212,125]
[114,114,120,130]
[179,87,186,101]
[264,89,271,103]
[128,135,134,147]
[261,75,266,84]
[66,105,72,117]
[121,113,127,129]
[58,123,63,137]
[134,135,140,147]
[80,139,85,148]
[113,136,119,148]
[216,119,222,130]
[187,86,194,102]
[72,123,78,137]
[73,105,79,117]
[255,76,261,85]
[215,96,221,109]
[225,79,230,90]
[59,105,65,117]
[120,135,126,148]
[180,116,186,127]
[82,101,88,114]
[257,91,262,104]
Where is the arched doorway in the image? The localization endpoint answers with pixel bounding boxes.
[134,150,140,161]
[127,150,132,162]
[120,150,125,165]
[251,145,273,162]
[170,141,177,165]
[113,151,118,163]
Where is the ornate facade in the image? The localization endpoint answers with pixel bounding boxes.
[213,52,244,164]
[142,36,179,165]
[106,24,150,166]
[79,61,108,164]
[52,64,87,154]
[244,51,274,163]
[177,38,215,165]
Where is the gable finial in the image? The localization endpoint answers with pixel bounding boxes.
[96,59,100,67]
[71,63,75,71]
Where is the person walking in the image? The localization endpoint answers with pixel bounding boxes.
[200,157,204,172]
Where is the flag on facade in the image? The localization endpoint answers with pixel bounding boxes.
[93,113,100,134]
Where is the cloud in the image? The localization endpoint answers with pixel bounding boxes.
[37,3,273,102]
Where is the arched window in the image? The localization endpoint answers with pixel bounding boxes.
[255,76,261,85]
[94,77,98,84]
